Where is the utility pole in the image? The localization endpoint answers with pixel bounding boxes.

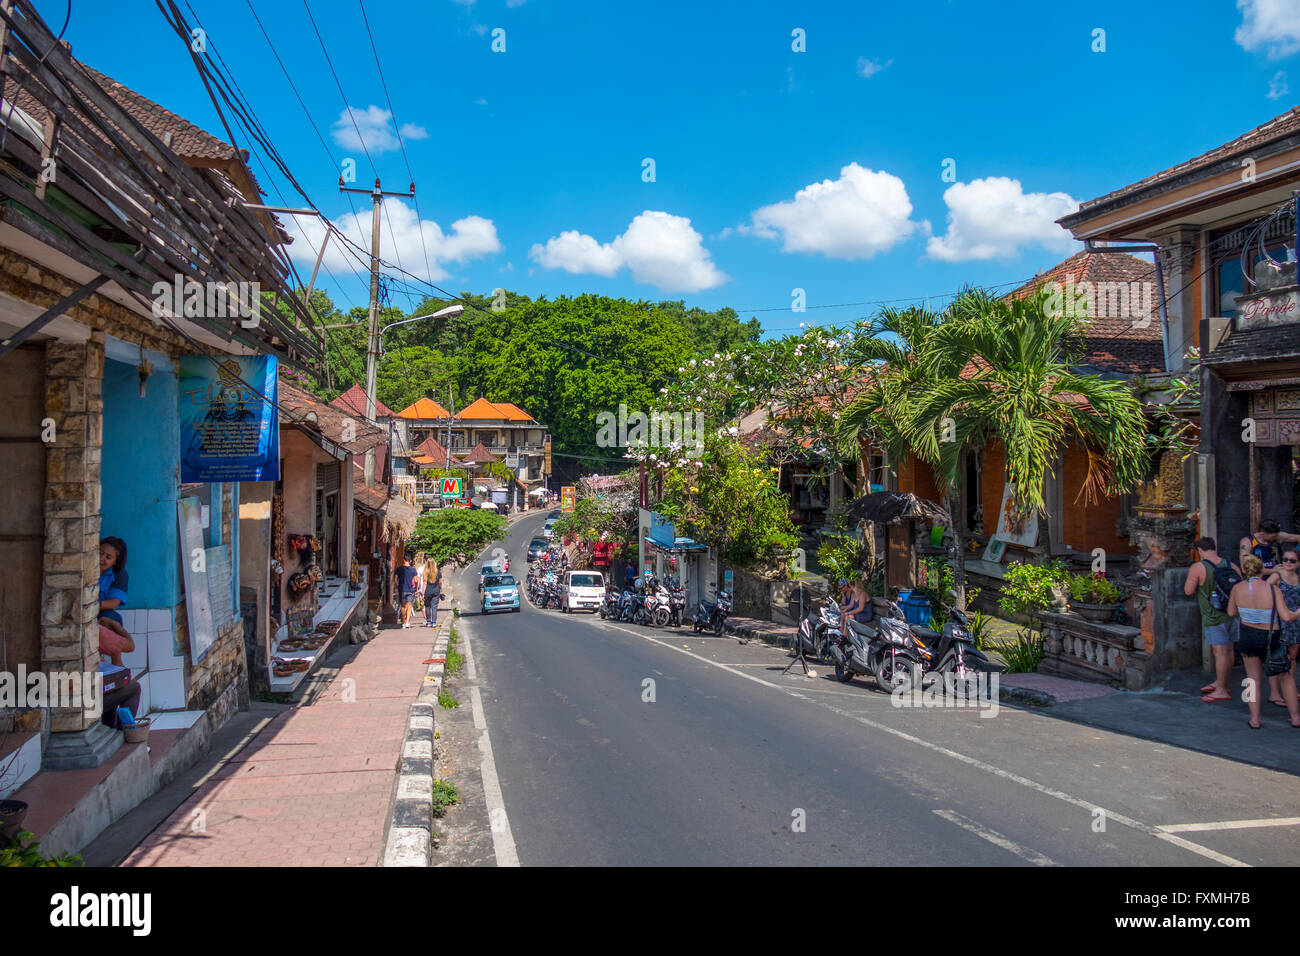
[340,176,415,487]
[445,385,455,509]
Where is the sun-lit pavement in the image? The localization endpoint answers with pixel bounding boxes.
[446,514,1300,867]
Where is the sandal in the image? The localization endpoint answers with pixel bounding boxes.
[1201,693,1231,702]
[1271,699,1288,708]
[1248,720,1262,729]
[1200,683,1217,694]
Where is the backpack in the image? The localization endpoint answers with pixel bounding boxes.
[1205,560,1241,611]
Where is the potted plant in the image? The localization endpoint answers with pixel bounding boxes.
[1068,572,1124,623]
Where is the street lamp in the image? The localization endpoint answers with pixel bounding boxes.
[377,303,465,357]
[363,301,466,487]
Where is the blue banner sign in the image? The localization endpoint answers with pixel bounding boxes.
[179,355,280,482]
[649,512,676,549]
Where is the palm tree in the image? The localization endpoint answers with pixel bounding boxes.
[838,288,1151,610]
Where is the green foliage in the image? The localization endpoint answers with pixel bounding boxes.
[284,289,760,481]
[918,555,956,612]
[817,532,867,587]
[409,510,508,567]
[966,610,992,651]
[1067,572,1122,604]
[999,630,1045,674]
[998,561,1067,623]
[552,494,634,546]
[431,779,459,817]
[657,436,799,571]
[437,691,460,709]
[0,831,82,867]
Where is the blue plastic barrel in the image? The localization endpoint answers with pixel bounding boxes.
[902,593,932,628]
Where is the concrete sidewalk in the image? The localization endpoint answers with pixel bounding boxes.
[121,618,445,867]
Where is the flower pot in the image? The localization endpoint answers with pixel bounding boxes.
[1071,601,1122,624]
[0,800,29,843]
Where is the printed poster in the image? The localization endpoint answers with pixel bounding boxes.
[179,355,280,482]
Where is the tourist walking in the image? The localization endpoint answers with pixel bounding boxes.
[1226,555,1300,729]
[1184,536,1241,702]
[1266,548,1300,710]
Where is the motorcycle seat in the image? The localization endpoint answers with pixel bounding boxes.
[910,624,942,641]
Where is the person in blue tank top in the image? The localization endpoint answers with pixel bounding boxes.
[1238,518,1300,573]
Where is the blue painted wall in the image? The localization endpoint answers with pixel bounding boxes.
[102,357,182,610]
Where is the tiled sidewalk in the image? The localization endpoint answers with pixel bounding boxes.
[123,620,443,867]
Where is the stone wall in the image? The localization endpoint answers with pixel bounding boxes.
[720,565,774,620]
[41,334,105,733]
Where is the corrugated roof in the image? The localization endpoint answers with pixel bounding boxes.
[1204,322,1300,367]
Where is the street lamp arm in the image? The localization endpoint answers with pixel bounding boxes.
[378,304,466,354]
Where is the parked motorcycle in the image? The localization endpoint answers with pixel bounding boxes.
[667,582,686,628]
[691,589,732,636]
[646,578,674,627]
[904,605,994,692]
[598,587,619,620]
[794,602,842,661]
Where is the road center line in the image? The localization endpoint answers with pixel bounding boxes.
[597,620,1248,868]
[933,809,1060,866]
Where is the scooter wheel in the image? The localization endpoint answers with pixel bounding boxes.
[713,619,725,637]
[834,658,855,683]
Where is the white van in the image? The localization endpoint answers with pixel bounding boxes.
[563,570,604,613]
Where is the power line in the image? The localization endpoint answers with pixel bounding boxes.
[358,0,433,287]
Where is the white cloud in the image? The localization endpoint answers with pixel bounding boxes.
[925,176,1079,262]
[1268,69,1290,99]
[743,162,923,259]
[856,57,892,78]
[530,210,727,292]
[1236,0,1300,58]
[331,105,428,155]
[285,199,500,282]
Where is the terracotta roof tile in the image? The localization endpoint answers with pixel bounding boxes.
[1009,251,1165,374]
[458,441,499,464]
[331,384,395,420]
[280,381,388,454]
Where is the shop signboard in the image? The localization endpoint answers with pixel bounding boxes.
[561,486,576,513]
[440,477,463,499]
[178,355,279,482]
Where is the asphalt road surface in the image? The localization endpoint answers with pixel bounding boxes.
[449,513,1300,867]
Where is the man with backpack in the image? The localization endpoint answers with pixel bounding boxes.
[1185,536,1243,702]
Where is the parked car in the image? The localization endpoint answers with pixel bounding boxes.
[562,570,605,613]
[481,573,521,614]
[527,538,548,562]
[548,509,561,519]
[542,519,558,540]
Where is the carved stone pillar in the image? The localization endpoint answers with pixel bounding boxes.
[1127,451,1197,663]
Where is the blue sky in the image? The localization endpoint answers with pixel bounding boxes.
[57,0,1300,335]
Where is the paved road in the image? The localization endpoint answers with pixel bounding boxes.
[450,514,1300,866]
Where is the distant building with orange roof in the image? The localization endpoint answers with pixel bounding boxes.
[388,394,548,493]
